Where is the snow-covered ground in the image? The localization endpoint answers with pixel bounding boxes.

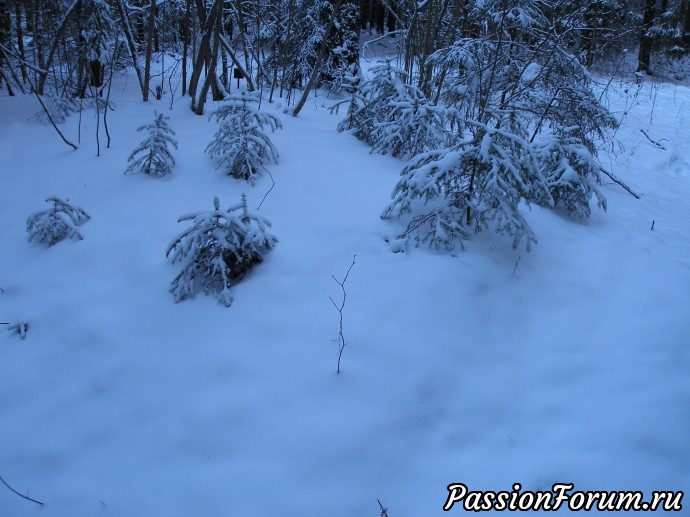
[0,68,688,515]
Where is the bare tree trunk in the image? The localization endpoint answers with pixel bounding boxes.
[182,0,190,95]
[0,0,9,91]
[189,0,222,112]
[36,0,80,95]
[218,34,254,90]
[637,0,656,73]
[113,0,147,99]
[193,1,222,115]
[683,0,690,54]
[292,0,344,117]
[188,2,214,105]
[143,0,157,101]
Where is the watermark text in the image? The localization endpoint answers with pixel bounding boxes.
[443,483,684,512]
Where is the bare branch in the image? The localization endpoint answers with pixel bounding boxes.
[640,129,667,150]
[600,167,641,200]
[330,254,356,374]
[0,473,44,506]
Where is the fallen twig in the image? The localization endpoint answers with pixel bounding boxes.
[640,129,667,150]
[0,473,44,506]
[600,168,641,200]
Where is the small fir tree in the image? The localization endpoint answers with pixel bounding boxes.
[535,128,607,218]
[206,91,283,183]
[383,117,552,252]
[166,195,278,307]
[368,91,450,159]
[333,59,450,158]
[27,196,91,246]
[330,71,367,134]
[125,111,178,177]
[381,3,618,253]
[335,60,409,146]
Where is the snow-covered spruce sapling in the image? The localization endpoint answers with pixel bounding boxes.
[333,59,451,159]
[206,91,283,183]
[333,60,407,146]
[125,111,178,176]
[535,128,607,218]
[26,197,91,246]
[381,9,619,253]
[166,195,278,307]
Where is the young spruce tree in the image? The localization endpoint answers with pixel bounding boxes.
[125,111,178,177]
[382,2,617,252]
[206,91,283,183]
[166,195,277,307]
[27,197,91,246]
[333,59,450,159]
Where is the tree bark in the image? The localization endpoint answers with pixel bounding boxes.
[182,0,190,96]
[14,1,28,83]
[113,0,147,99]
[291,0,344,117]
[193,0,222,115]
[637,0,656,73]
[36,0,80,94]
[0,0,9,91]
[143,0,157,101]
[683,0,690,53]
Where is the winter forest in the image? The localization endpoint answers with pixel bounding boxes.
[1,0,689,515]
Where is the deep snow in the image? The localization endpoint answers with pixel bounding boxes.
[0,68,689,516]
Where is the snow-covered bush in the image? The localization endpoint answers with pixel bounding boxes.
[369,92,451,159]
[26,196,91,246]
[381,4,618,252]
[383,117,551,252]
[125,111,178,177]
[333,59,450,159]
[166,195,278,307]
[206,91,283,183]
[334,60,408,146]
[329,72,367,134]
[535,129,607,218]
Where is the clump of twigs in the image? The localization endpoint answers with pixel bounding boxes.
[1,322,29,340]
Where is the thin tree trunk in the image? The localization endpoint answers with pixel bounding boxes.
[13,2,26,83]
[218,34,255,90]
[114,0,146,99]
[292,0,344,117]
[182,0,190,95]
[188,0,219,108]
[684,0,690,53]
[637,0,656,73]
[0,0,9,91]
[143,0,157,101]
[193,1,222,115]
[36,0,80,94]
